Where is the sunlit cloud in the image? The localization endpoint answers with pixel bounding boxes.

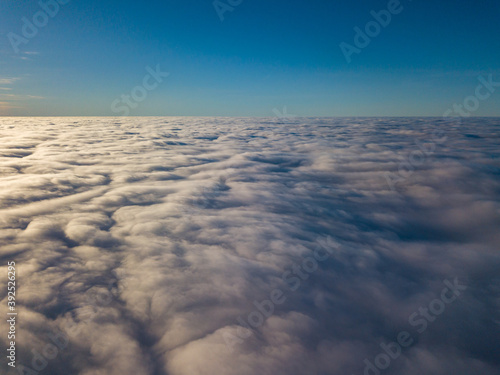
[0,117,498,375]
[0,93,45,100]
[0,77,45,114]
[0,77,21,85]
[0,101,21,115]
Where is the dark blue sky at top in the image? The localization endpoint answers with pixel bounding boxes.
[0,0,499,116]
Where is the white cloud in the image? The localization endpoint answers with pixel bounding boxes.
[0,77,21,85]
[0,117,499,375]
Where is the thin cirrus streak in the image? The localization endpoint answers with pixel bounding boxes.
[0,117,499,375]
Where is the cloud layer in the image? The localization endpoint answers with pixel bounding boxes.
[0,117,499,375]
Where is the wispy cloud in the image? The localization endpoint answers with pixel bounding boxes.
[19,51,40,60]
[0,93,45,100]
[0,101,21,115]
[0,77,21,85]
[0,78,21,113]
[0,77,44,114]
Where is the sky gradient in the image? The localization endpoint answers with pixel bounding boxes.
[1,0,499,116]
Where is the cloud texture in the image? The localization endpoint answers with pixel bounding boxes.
[0,117,499,375]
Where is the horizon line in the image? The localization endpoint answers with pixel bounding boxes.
[2,115,500,118]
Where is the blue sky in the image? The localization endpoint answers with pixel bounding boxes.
[1,0,499,116]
